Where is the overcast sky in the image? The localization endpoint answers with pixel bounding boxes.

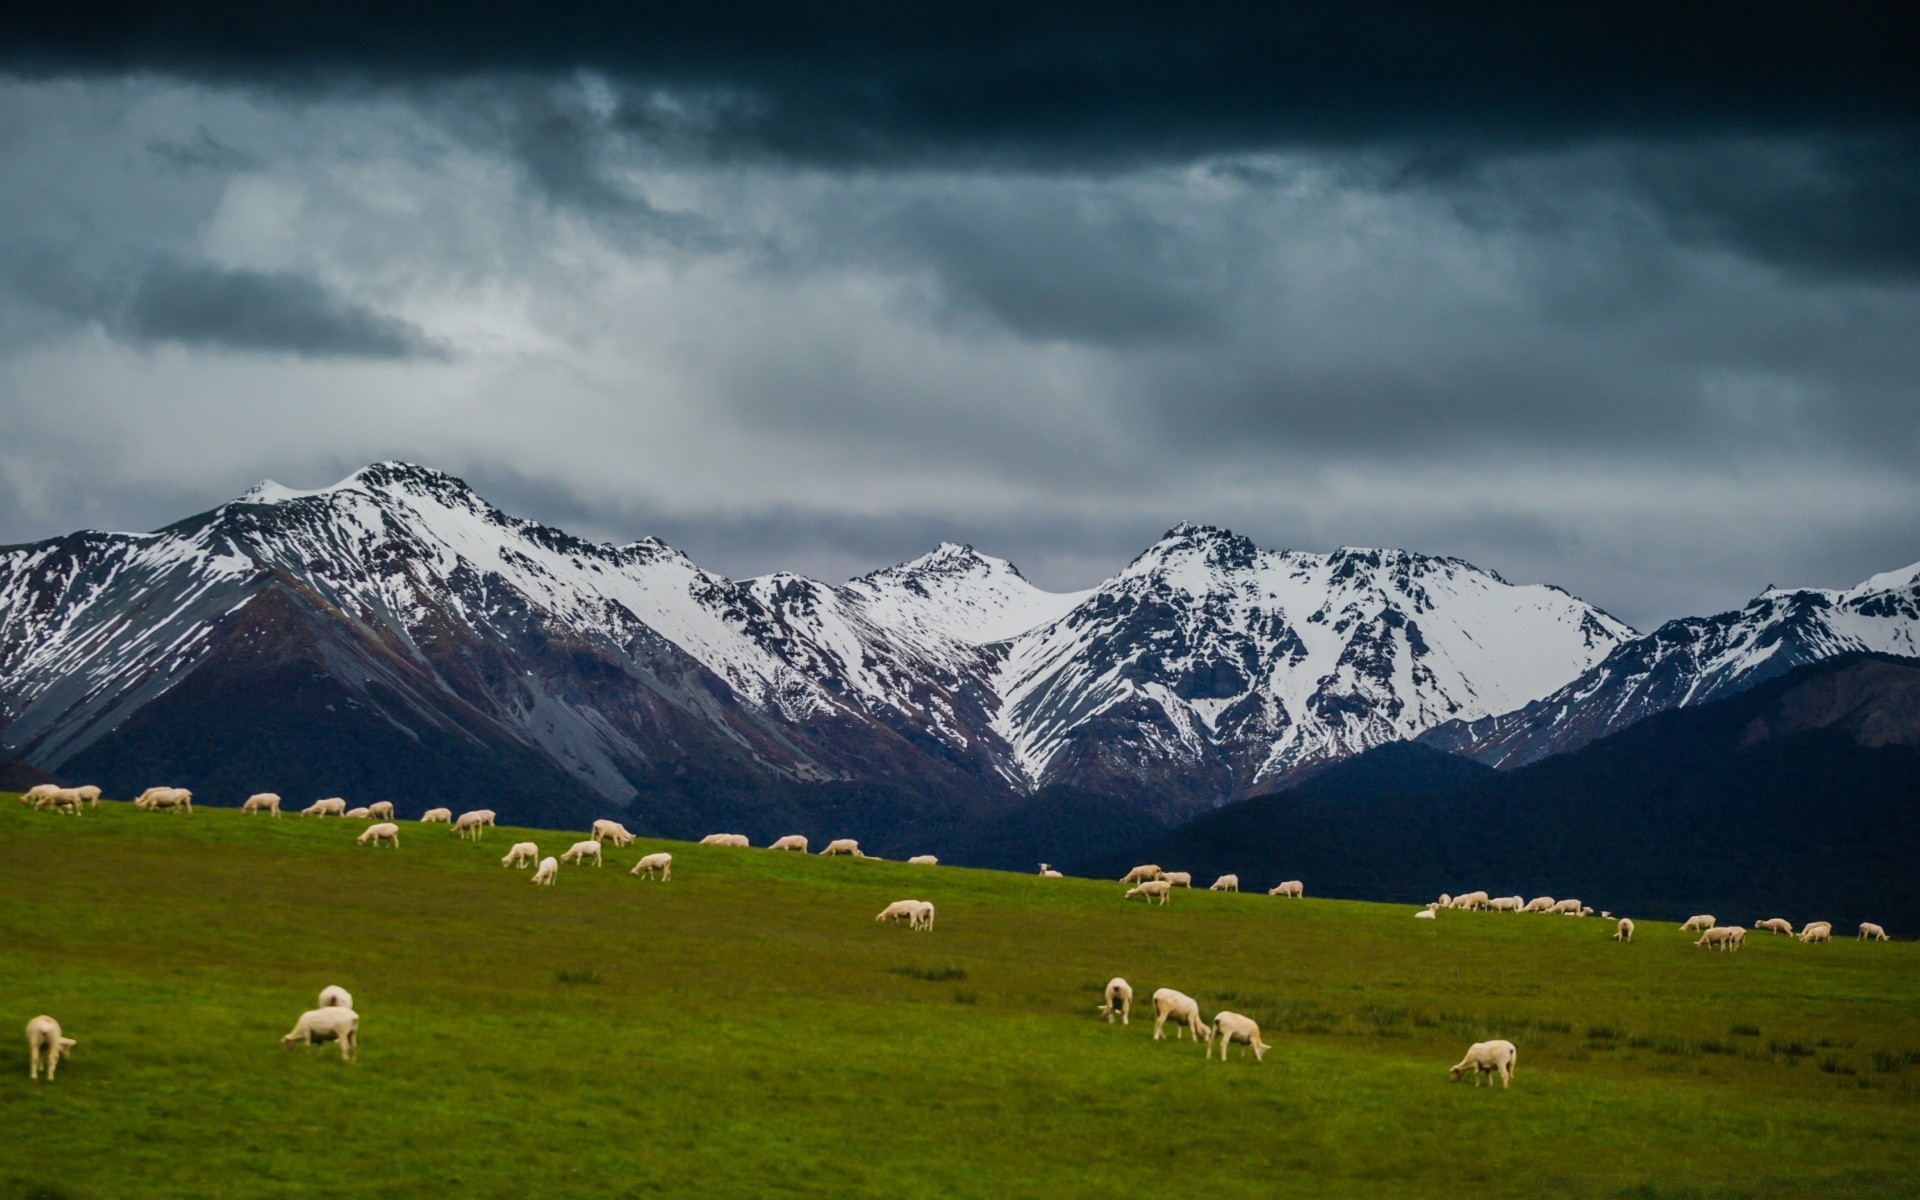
[0,3,1915,628]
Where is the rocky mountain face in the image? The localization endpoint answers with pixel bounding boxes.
[1421,562,1920,768]
[0,462,1632,829]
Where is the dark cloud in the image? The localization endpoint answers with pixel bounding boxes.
[146,125,258,171]
[124,257,437,358]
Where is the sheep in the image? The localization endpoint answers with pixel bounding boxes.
[302,797,347,818]
[356,822,400,848]
[33,788,83,814]
[1039,863,1064,878]
[630,852,672,881]
[20,784,58,807]
[1725,925,1748,949]
[1098,978,1133,1024]
[420,808,452,824]
[559,840,603,868]
[700,833,750,847]
[453,809,496,840]
[1574,907,1594,917]
[1680,914,1717,933]
[1550,899,1584,915]
[1756,918,1795,936]
[1125,880,1173,906]
[1489,896,1522,912]
[365,801,395,821]
[1209,874,1240,892]
[501,842,539,868]
[590,819,635,846]
[1119,865,1164,884]
[907,855,939,866]
[1614,917,1634,942]
[282,1007,358,1062]
[135,786,193,813]
[343,807,372,819]
[909,901,936,932]
[1859,922,1889,941]
[1151,989,1211,1043]
[769,835,809,852]
[820,838,865,857]
[1414,904,1438,919]
[1449,1040,1517,1087]
[1522,896,1556,913]
[876,900,922,925]
[25,1016,75,1081]
[1208,1012,1269,1062]
[1435,893,1453,908]
[1268,880,1305,899]
[1163,871,1193,888]
[72,784,101,809]
[1800,921,1833,943]
[1451,890,1488,910]
[1696,926,1740,950]
[532,856,558,886]
[319,985,354,1010]
[241,792,282,817]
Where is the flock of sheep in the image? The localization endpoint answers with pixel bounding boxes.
[13,784,1897,1089]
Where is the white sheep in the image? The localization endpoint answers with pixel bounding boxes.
[1614,917,1634,942]
[1680,914,1717,933]
[910,901,936,932]
[453,809,496,840]
[1268,880,1304,899]
[1755,918,1795,935]
[241,793,282,817]
[135,786,193,812]
[73,785,101,809]
[1151,989,1211,1042]
[630,852,672,881]
[1522,896,1556,913]
[1800,921,1833,943]
[1450,891,1490,910]
[302,797,347,818]
[1550,899,1584,915]
[366,801,395,821]
[420,808,453,824]
[1038,863,1064,878]
[876,900,922,925]
[700,833,750,847]
[532,856,558,886]
[1489,896,1522,912]
[20,784,58,807]
[33,788,83,814]
[25,1016,75,1081]
[590,819,635,846]
[1126,880,1173,906]
[344,807,372,819]
[1414,904,1438,919]
[1098,978,1133,1024]
[319,985,353,1010]
[1859,922,1889,941]
[1449,1040,1517,1087]
[1436,893,1453,908]
[1208,1012,1268,1062]
[282,1007,358,1062]
[907,855,939,866]
[501,842,539,868]
[560,840,603,867]
[1696,926,1741,950]
[769,834,809,852]
[820,838,864,857]
[1163,871,1193,888]
[1209,874,1240,892]
[1119,865,1164,884]
[356,822,400,848]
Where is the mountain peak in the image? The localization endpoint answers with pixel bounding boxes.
[865,541,1027,584]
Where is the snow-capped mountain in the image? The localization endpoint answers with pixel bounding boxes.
[0,462,1632,827]
[1421,562,1920,768]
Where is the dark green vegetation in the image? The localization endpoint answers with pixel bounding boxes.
[3,799,1918,1199]
[1121,654,1920,929]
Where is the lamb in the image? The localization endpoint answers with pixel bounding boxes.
[501,842,539,868]
[1163,871,1193,888]
[1414,904,1437,919]
[301,797,347,818]
[344,807,372,819]
[1859,922,1889,941]
[1150,989,1211,1043]
[453,809,496,840]
[819,838,865,857]
[420,808,453,824]
[1451,890,1489,910]
[700,833,750,847]
[630,852,672,881]
[769,835,809,852]
[1038,864,1064,878]
[1489,896,1522,912]
[135,786,193,812]
[1208,1012,1268,1062]
[1680,914,1717,933]
[1756,918,1795,936]
[1268,880,1305,899]
[240,793,282,817]
[319,985,354,1010]
[560,840,603,867]
[25,1016,75,1081]
[590,819,635,846]
[907,855,939,866]
[1449,1040,1517,1087]
[356,822,400,848]
[1125,880,1173,906]
[1210,874,1240,892]
[1614,917,1634,942]
[532,856,558,886]
[1522,897,1556,913]
[909,901,936,931]
[876,900,922,925]
[1800,921,1833,943]
[1098,978,1133,1024]
[1696,926,1740,950]
[1119,865,1165,884]
[282,1007,358,1062]
[365,801,395,821]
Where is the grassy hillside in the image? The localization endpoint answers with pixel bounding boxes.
[3,798,1917,1199]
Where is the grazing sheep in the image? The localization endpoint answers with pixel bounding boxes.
[343,807,372,819]
[282,1007,358,1062]
[1119,865,1165,884]
[1098,978,1133,1024]
[876,900,922,925]
[907,855,939,866]
[1208,1012,1269,1062]
[25,1016,75,1081]
[319,985,354,1010]
[910,901,936,932]
[1800,921,1833,943]
[1038,863,1064,878]
[1614,917,1634,942]
[73,785,101,809]
[1859,922,1889,941]
[365,801,395,821]
[1436,893,1453,908]
[501,842,539,868]
[532,856,558,886]
[1680,914,1717,933]
[1163,871,1193,888]
[1488,896,1521,912]
[135,786,193,813]
[420,808,453,824]
[356,822,400,848]
[630,852,672,881]
[1151,989,1211,1043]
[768,835,809,852]
[1756,918,1795,936]
[559,840,603,868]
[1268,880,1305,899]
[33,788,83,814]
[1415,905,1438,919]
[700,833,750,847]
[590,819,635,846]
[1550,899,1584,915]
[1449,1040,1517,1087]
[1125,880,1173,906]
[820,838,864,857]
[241,793,282,817]
[1209,874,1240,892]
[1574,907,1594,917]
[20,784,58,807]
[1522,896,1556,913]
[1696,926,1742,950]
[1451,890,1489,910]
[453,810,496,840]
[302,797,347,818]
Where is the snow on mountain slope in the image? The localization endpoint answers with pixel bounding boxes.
[1421,561,1920,768]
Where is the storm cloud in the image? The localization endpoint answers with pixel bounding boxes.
[126,256,436,357]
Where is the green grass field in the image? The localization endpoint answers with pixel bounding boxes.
[3,797,1917,1199]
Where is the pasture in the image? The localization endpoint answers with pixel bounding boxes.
[2,796,1917,1198]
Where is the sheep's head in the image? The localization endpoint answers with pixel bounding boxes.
[1449,1065,1465,1081]
[56,1037,75,1059]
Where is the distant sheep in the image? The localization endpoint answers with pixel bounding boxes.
[769,835,809,852]
[1696,926,1743,951]
[453,810,496,840]
[365,801,395,821]
[1208,1012,1268,1062]
[1268,880,1304,899]
[1210,874,1239,892]
[701,833,750,847]
[1680,914,1717,933]
[1163,871,1193,888]
[72,785,102,810]
[559,840,603,867]
[33,787,83,814]
[1451,890,1488,910]
[20,784,57,807]
[1436,893,1453,908]
[1038,863,1064,878]
[282,1007,358,1062]
[876,900,922,925]
[1119,865,1165,884]
[1859,922,1889,941]
[1098,978,1133,1025]
[1415,905,1437,920]
[1126,880,1173,906]
[135,786,192,813]
[909,901,936,932]
[1614,918,1634,942]
[819,839,864,857]
[356,822,400,848]
[1488,896,1521,912]
[907,855,939,866]
[25,1016,75,1081]
[630,852,672,881]
[344,807,372,819]
[1449,1040,1517,1087]
[532,856,558,886]
[1550,899,1584,915]
[241,793,282,817]
[420,808,452,824]
[1151,989,1210,1043]
[590,819,635,846]
[319,985,354,1010]
[1522,897,1556,913]
[302,798,347,818]
[501,842,539,868]
[1800,921,1833,943]
[1756,918,1795,936]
